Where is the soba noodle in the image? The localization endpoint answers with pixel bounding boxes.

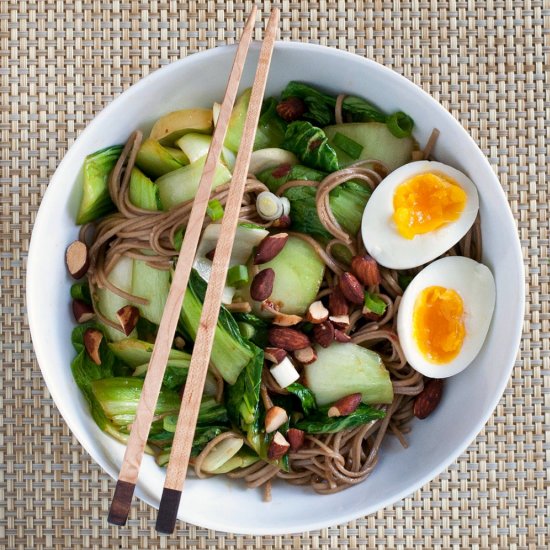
[84,126,481,497]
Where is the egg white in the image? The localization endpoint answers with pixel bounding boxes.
[397,256,496,379]
[361,161,479,269]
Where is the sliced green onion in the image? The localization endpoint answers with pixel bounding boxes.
[364,292,387,316]
[332,132,364,160]
[386,111,414,138]
[207,199,224,221]
[226,264,249,287]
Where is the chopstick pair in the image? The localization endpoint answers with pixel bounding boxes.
[107,6,280,534]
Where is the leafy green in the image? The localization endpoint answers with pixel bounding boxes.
[129,167,160,211]
[295,403,386,433]
[281,81,336,126]
[283,121,339,173]
[328,180,372,236]
[180,270,255,384]
[254,98,288,149]
[70,282,92,305]
[163,396,229,432]
[341,96,387,123]
[364,292,387,316]
[398,273,414,291]
[76,145,122,224]
[90,377,180,421]
[286,383,318,416]
[232,312,269,348]
[259,163,325,194]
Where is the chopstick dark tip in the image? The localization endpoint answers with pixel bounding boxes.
[156,487,182,534]
[108,479,136,526]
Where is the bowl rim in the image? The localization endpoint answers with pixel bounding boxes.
[27,41,524,534]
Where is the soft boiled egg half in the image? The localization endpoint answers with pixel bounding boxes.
[397,256,496,378]
[362,161,479,269]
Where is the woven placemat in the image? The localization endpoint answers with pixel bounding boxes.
[1,1,548,548]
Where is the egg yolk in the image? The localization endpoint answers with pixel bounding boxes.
[413,286,465,364]
[393,172,467,239]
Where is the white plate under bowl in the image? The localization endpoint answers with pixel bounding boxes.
[27,42,524,535]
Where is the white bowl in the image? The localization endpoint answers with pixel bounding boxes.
[27,42,524,535]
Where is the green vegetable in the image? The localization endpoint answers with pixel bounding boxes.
[258,163,324,193]
[207,199,224,221]
[224,88,251,153]
[90,377,180,421]
[180,270,255,384]
[332,132,363,160]
[129,168,160,211]
[340,96,387,123]
[210,447,259,474]
[283,121,339,173]
[71,282,91,305]
[286,382,318,416]
[133,362,189,391]
[324,122,414,171]
[254,98,288,149]
[163,396,229,431]
[244,236,325,316]
[398,273,414,291]
[131,259,170,325]
[237,322,256,341]
[386,111,414,138]
[149,108,213,146]
[226,264,249,287]
[135,138,185,179]
[304,342,394,406]
[108,338,190,367]
[280,81,336,126]
[364,292,387,316]
[76,145,122,224]
[163,146,189,165]
[295,403,386,433]
[157,156,231,210]
[233,313,269,348]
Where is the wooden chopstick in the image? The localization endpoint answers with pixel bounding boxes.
[107,6,258,527]
[155,8,280,535]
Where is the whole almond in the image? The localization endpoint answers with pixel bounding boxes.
[339,272,365,305]
[250,268,275,301]
[312,321,335,348]
[66,240,89,279]
[264,347,287,364]
[414,379,444,419]
[287,428,305,452]
[306,300,329,324]
[293,345,317,365]
[351,255,381,286]
[267,431,290,460]
[269,327,310,351]
[254,233,289,265]
[72,299,95,324]
[328,286,349,316]
[83,328,103,365]
[327,393,362,417]
[116,305,140,336]
[271,215,291,229]
[276,97,307,121]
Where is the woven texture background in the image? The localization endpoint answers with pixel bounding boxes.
[1,0,548,548]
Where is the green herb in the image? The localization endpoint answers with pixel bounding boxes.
[226,264,249,287]
[207,199,224,221]
[332,132,364,160]
[364,292,387,316]
[386,111,414,138]
[295,403,386,433]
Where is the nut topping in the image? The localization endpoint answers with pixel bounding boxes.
[268,327,310,351]
[293,345,317,365]
[116,305,140,336]
[305,300,329,324]
[273,312,303,326]
[312,321,335,348]
[267,431,291,459]
[250,268,275,301]
[338,272,365,305]
[264,347,287,364]
[327,393,362,417]
[334,329,352,343]
[328,286,349,316]
[276,97,307,122]
[287,428,305,452]
[265,406,289,433]
[254,233,289,265]
[83,328,103,365]
[414,379,444,419]
[271,215,291,229]
[351,255,381,286]
[72,299,95,324]
[66,240,89,279]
